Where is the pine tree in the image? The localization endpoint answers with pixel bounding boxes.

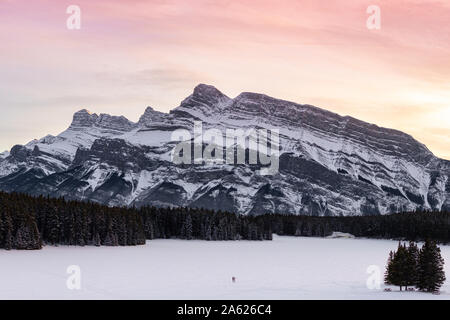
[397,243,409,290]
[3,211,13,250]
[384,243,411,291]
[93,232,101,247]
[181,215,193,240]
[384,250,395,285]
[405,241,419,288]
[417,240,446,292]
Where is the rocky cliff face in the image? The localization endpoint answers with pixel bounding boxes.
[0,84,448,215]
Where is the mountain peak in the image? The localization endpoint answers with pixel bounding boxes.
[70,109,136,131]
[96,113,137,131]
[174,84,231,115]
[76,108,93,115]
[0,85,449,216]
[192,84,228,99]
[70,109,99,128]
[138,106,167,127]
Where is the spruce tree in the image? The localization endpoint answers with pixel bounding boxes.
[384,243,411,291]
[384,250,395,285]
[3,211,13,250]
[417,240,446,292]
[181,215,193,240]
[405,241,419,288]
[396,243,410,291]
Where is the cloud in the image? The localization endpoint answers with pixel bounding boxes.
[0,0,449,159]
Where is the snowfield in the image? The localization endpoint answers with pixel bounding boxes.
[1,236,450,300]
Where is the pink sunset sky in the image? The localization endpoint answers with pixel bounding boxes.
[1,0,449,159]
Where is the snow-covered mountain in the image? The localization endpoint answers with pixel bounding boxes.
[1,84,449,216]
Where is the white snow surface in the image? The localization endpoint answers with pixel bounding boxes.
[0,151,9,159]
[1,236,450,300]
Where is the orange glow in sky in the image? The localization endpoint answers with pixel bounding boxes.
[1,0,449,159]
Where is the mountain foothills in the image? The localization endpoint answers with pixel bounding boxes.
[1,84,449,216]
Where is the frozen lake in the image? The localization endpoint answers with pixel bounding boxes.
[1,235,450,299]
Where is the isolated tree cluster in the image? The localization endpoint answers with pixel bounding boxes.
[385,241,446,293]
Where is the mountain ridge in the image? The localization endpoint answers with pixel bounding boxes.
[0,84,448,215]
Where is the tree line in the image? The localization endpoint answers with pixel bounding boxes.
[1,191,450,250]
[0,192,272,250]
[259,211,450,243]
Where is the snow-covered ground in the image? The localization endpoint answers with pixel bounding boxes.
[1,236,450,300]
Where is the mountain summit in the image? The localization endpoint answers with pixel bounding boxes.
[0,84,448,215]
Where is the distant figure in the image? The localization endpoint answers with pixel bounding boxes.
[232,277,236,283]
